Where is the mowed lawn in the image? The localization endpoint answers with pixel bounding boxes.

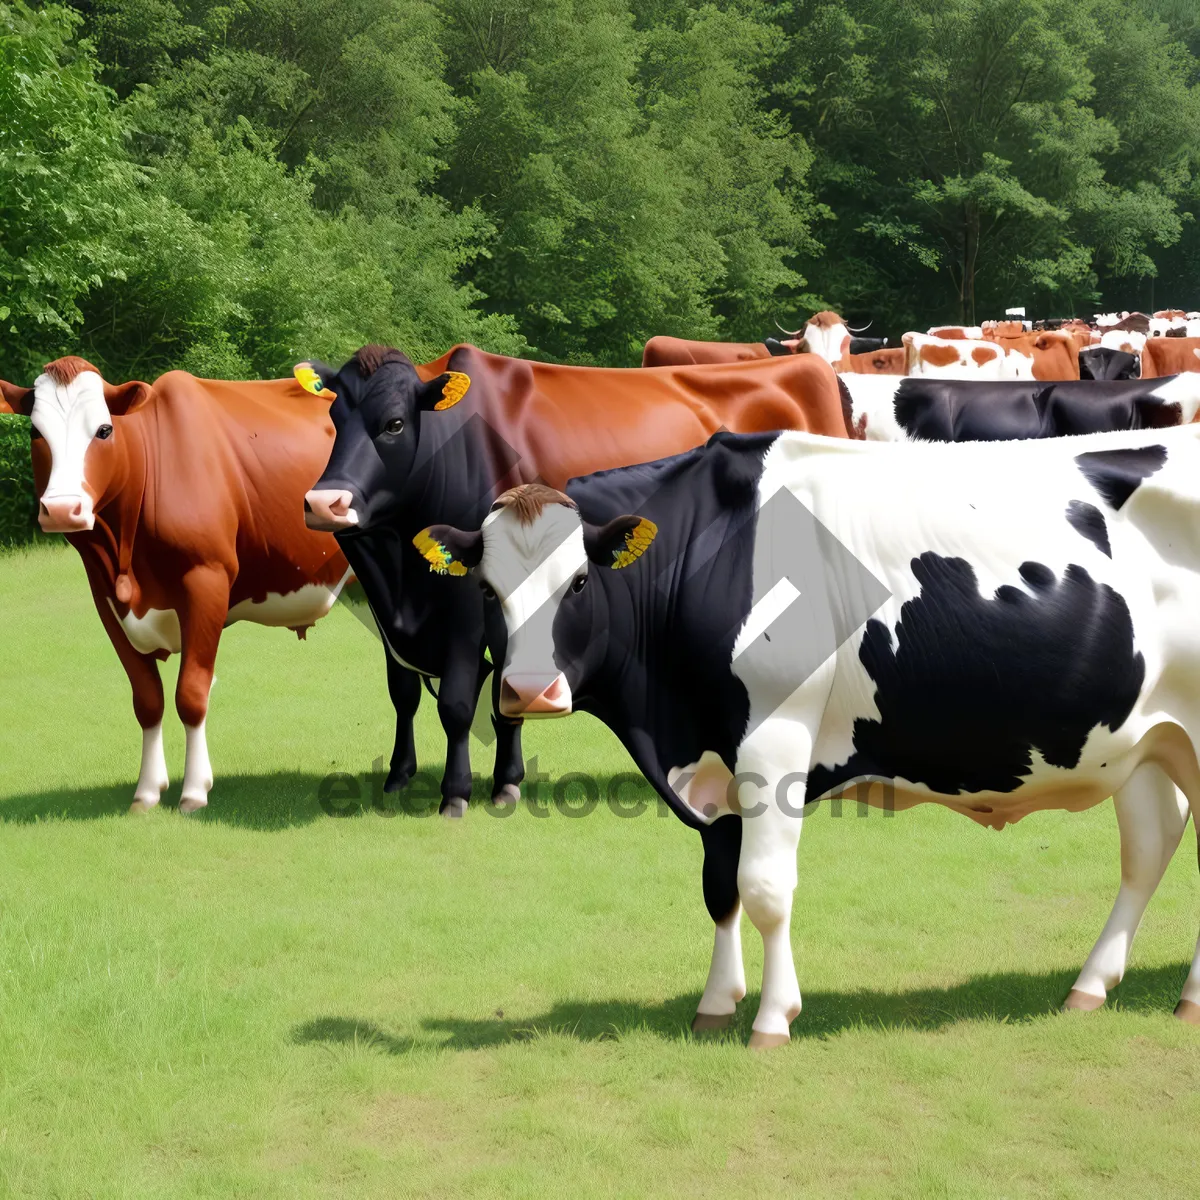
[2,542,1199,1198]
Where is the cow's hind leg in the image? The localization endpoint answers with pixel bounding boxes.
[383,652,421,793]
[175,566,230,814]
[693,815,745,1033]
[1176,787,1200,1024]
[1067,762,1188,1011]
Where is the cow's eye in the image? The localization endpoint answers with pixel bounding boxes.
[383,417,404,435]
[571,573,587,593]
[480,581,496,600]
[95,424,113,441]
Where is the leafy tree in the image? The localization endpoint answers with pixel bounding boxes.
[0,1,139,380]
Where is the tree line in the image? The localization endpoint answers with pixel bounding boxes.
[3,0,1200,384]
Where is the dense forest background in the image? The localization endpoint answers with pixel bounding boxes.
[4,0,1200,382]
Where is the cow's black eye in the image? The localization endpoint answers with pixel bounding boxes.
[571,574,587,593]
[480,581,496,600]
[95,424,113,441]
[383,417,404,435]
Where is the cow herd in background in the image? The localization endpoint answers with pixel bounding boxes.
[5,301,1200,1047]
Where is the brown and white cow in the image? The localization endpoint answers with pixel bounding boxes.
[902,332,1034,380]
[983,330,1081,381]
[0,358,361,813]
[1142,337,1200,379]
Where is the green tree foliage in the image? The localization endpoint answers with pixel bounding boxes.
[3,0,1200,392]
[780,0,1200,329]
[0,2,138,381]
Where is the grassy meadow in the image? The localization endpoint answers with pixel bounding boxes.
[1,541,1198,1198]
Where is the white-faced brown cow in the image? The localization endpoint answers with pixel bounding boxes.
[0,358,364,813]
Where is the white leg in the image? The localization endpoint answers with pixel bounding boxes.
[736,719,807,1049]
[130,722,169,813]
[179,719,213,814]
[1067,763,1188,1009]
[694,904,746,1029]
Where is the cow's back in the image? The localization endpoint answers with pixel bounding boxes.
[419,346,850,489]
[1142,337,1200,379]
[641,336,771,368]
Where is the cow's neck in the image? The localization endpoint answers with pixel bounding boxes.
[583,524,753,827]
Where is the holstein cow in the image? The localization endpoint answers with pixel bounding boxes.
[301,345,853,816]
[902,332,1034,379]
[415,424,1200,1045]
[1079,347,1140,381]
[0,358,395,813]
[838,374,1200,442]
[1141,337,1200,380]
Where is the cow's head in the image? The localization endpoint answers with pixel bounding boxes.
[4,358,150,533]
[302,345,469,533]
[411,483,656,718]
[800,310,851,366]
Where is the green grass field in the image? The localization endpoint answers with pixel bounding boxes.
[2,541,1199,1198]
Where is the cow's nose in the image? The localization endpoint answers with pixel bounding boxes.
[499,672,571,718]
[39,496,92,532]
[304,489,359,531]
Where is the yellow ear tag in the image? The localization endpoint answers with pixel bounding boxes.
[413,529,468,576]
[294,363,331,397]
[435,371,471,411]
[611,518,657,569]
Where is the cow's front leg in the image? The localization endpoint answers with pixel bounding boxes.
[693,815,745,1032]
[383,650,421,793]
[90,580,169,812]
[175,566,231,814]
[436,648,485,819]
[736,720,807,1049]
[1067,762,1188,1010]
[488,663,523,805]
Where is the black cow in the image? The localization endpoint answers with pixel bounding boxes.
[840,375,1198,441]
[1079,347,1140,381]
[301,346,525,818]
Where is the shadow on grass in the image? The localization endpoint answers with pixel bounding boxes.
[0,770,662,831]
[0,769,443,830]
[292,962,1196,1053]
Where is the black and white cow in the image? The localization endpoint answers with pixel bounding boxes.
[415,425,1200,1046]
[839,373,1200,441]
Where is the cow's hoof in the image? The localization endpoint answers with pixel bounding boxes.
[179,794,209,815]
[1174,999,1200,1026]
[384,767,414,794]
[1063,989,1106,1012]
[492,784,521,807]
[747,1030,790,1051]
[129,797,160,814]
[691,1012,733,1034]
[440,797,468,820]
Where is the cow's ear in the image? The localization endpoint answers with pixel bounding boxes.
[293,360,338,398]
[413,525,482,576]
[420,371,471,412]
[102,380,153,415]
[584,514,657,569]
[0,380,33,415]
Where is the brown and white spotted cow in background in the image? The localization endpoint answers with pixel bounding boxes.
[0,358,391,814]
